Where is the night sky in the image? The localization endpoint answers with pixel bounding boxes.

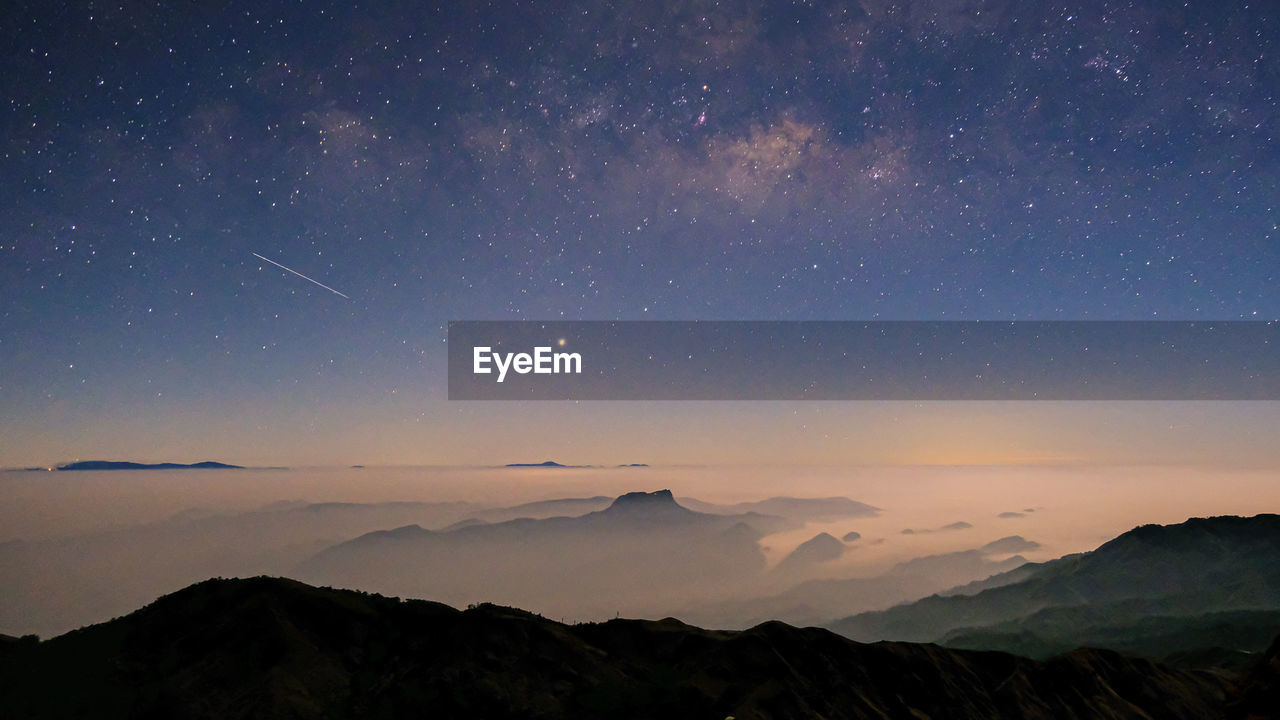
[2,1,1278,466]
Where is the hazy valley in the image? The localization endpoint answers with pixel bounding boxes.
[3,464,1280,717]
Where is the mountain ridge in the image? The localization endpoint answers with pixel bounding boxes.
[291,490,791,619]
[55,460,244,471]
[829,514,1280,654]
[0,576,1244,720]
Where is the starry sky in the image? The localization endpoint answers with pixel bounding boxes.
[2,1,1278,467]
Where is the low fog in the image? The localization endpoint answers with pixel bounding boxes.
[2,464,1278,638]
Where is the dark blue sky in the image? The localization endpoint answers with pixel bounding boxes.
[2,1,1277,465]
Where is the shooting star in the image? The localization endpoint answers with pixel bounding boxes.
[252,252,350,299]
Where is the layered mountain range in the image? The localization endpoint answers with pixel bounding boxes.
[829,514,1280,671]
[3,487,1279,718]
[0,576,1259,720]
[292,489,791,618]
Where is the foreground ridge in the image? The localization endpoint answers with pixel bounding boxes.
[0,576,1245,720]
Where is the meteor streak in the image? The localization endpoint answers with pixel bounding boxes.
[252,252,350,299]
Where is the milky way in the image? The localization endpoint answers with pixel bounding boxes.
[1,1,1277,464]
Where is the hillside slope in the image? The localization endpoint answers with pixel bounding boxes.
[0,576,1237,720]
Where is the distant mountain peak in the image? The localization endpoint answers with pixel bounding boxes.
[55,460,243,471]
[505,460,570,468]
[775,532,845,572]
[599,490,700,522]
[980,535,1041,555]
[608,489,678,509]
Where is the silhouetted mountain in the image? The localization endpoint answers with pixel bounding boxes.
[55,460,243,471]
[0,490,854,638]
[0,500,483,637]
[504,460,573,467]
[830,515,1280,659]
[293,490,792,620]
[468,493,876,528]
[903,520,982,534]
[979,536,1041,554]
[775,532,845,573]
[0,577,1238,720]
[606,488,685,511]
[842,531,862,542]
